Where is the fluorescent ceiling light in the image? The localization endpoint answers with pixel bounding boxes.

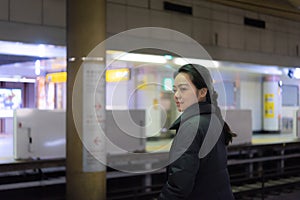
[112,53,167,64]
[35,60,41,76]
[225,62,283,75]
[0,77,36,83]
[174,58,219,68]
[0,40,66,58]
[293,68,300,79]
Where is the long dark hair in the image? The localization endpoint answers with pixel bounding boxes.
[176,64,236,145]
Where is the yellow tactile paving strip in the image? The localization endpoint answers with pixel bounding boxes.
[252,133,299,144]
[146,139,172,152]
[146,134,300,152]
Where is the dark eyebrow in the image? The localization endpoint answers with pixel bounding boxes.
[173,84,189,89]
[177,84,189,87]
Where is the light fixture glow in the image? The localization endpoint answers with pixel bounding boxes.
[0,40,66,58]
[35,60,41,76]
[0,77,36,83]
[113,53,167,64]
[44,139,66,147]
[174,58,219,68]
[164,55,173,60]
[38,44,46,57]
[293,68,300,79]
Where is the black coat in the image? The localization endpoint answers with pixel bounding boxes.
[158,102,235,200]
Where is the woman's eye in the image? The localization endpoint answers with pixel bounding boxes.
[179,87,187,91]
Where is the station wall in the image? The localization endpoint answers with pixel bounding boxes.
[107,0,300,66]
[0,0,65,45]
[0,0,300,66]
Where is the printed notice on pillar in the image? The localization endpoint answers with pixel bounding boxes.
[82,62,106,172]
[264,94,275,118]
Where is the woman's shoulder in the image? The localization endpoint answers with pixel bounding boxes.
[176,114,211,139]
[183,113,212,126]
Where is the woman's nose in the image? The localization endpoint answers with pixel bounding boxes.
[174,91,180,99]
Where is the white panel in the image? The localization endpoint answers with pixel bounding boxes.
[265,21,277,31]
[149,11,172,40]
[127,7,150,29]
[282,107,298,136]
[212,21,228,47]
[106,82,128,110]
[212,9,228,22]
[107,3,127,34]
[192,18,212,45]
[150,0,163,10]
[14,109,66,159]
[10,0,42,24]
[0,0,9,20]
[286,20,295,34]
[127,0,148,8]
[211,2,228,12]
[107,0,125,4]
[228,24,244,49]
[260,14,276,31]
[227,7,244,19]
[275,18,289,33]
[223,109,252,145]
[43,0,66,27]
[245,27,260,51]
[260,30,274,53]
[245,10,258,19]
[82,61,106,172]
[228,13,243,25]
[150,10,171,28]
[193,5,211,19]
[274,31,288,55]
[240,81,262,131]
[289,21,300,35]
[288,34,298,57]
[105,110,146,155]
[5,118,13,134]
[0,21,65,45]
[193,0,211,8]
[170,14,192,42]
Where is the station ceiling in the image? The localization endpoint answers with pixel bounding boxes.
[0,0,300,78]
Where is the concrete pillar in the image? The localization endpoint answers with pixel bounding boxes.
[66,0,106,200]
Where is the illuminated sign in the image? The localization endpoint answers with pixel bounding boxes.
[46,72,67,83]
[264,94,274,118]
[106,68,130,82]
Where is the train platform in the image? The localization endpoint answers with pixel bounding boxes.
[0,132,300,200]
[1,132,300,162]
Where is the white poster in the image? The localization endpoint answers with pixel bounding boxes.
[82,61,106,172]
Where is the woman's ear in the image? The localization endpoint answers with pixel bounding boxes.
[198,88,208,101]
[199,88,208,97]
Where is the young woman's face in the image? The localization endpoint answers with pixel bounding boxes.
[173,72,207,112]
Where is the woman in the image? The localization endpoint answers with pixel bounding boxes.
[158,64,236,200]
